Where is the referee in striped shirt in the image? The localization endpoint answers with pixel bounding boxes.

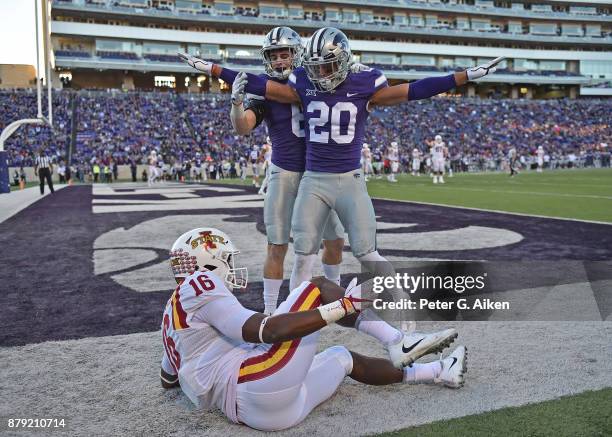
[35,148,55,195]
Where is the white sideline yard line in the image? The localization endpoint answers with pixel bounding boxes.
[373,196,612,226]
[0,185,67,225]
[405,184,612,200]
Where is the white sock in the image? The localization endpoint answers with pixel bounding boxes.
[354,309,403,346]
[263,278,283,315]
[322,263,341,285]
[403,361,442,384]
[289,254,317,291]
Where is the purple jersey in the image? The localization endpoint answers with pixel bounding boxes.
[288,67,387,173]
[244,76,306,173]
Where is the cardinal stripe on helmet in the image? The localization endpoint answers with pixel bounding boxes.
[237,284,321,383]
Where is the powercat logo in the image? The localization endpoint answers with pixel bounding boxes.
[191,231,225,250]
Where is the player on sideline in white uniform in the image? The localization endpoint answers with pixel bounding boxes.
[148,150,159,186]
[431,135,446,184]
[249,145,260,188]
[536,146,545,173]
[161,228,466,431]
[387,141,400,182]
[411,148,421,176]
[508,146,519,177]
[258,138,272,195]
[361,143,373,181]
[225,27,344,315]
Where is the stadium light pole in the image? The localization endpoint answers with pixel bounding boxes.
[0,0,52,194]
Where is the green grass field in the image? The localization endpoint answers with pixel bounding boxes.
[366,168,612,223]
[206,168,612,223]
[379,388,612,437]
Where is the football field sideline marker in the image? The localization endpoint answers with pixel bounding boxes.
[374,196,612,226]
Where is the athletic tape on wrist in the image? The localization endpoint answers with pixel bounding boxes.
[317,298,356,325]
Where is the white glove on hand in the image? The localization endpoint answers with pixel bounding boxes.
[178,52,214,75]
[231,72,248,106]
[345,277,373,312]
[466,56,505,81]
[350,62,371,73]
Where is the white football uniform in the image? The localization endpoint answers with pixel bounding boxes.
[388,147,399,172]
[411,150,421,171]
[250,150,260,176]
[431,144,445,173]
[161,274,352,431]
[361,148,373,174]
[161,271,256,422]
[537,149,544,167]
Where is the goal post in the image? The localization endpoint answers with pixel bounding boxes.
[0,0,53,193]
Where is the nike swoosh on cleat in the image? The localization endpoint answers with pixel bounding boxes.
[449,357,458,369]
[347,92,358,97]
[402,338,423,353]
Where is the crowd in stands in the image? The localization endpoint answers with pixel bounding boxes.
[2,89,610,178]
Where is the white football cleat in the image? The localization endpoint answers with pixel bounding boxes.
[439,176,445,184]
[435,345,467,388]
[387,328,458,368]
[433,177,438,184]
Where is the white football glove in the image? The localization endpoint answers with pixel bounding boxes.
[350,62,371,73]
[344,277,373,312]
[231,72,248,106]
[178,52,214,75]
[466,56,505,81]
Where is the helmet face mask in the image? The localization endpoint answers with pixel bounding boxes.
[303,27,351,92]
[261,27,303,80]
[169,228,248,290]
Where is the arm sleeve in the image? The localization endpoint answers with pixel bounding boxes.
[243,96,266,128]
[195,294,257,342]
[218,67,268,97]
[408,74,457,101]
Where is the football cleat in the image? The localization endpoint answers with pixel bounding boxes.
[435,345,467,388]
[387,328,458,368]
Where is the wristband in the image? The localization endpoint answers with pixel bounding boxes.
[258,316,270,343]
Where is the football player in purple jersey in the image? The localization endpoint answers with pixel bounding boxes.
[217,27,345,315]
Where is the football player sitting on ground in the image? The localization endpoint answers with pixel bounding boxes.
[161,228,466,432]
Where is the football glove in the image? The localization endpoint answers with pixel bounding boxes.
[466,56,505,81]
[350,62,371,73]
[231,72,248,106]
[178,52,213,75]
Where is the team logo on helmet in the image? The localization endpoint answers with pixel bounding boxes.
[191,230,226,250]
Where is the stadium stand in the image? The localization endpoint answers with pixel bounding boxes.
[2,89,609,173]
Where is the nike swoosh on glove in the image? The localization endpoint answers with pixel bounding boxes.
[231,72,248,106]
[466,56,506,81]
[178,52,213,75]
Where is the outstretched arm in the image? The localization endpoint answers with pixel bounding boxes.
[179,52,299,104]
[241,277,363,344]
[370,57,504,107]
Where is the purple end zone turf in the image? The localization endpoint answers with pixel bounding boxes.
[0,185,610,346]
